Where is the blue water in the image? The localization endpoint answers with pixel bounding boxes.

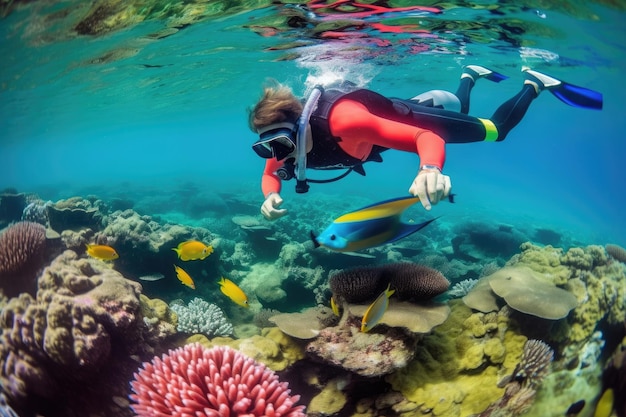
[1,1,625,248]
[1,2,626,417]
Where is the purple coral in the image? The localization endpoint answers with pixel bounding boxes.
[0,221,47,296]
[0,250,149,416]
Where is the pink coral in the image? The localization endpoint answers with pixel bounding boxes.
[130,343,306,417]
[0,221,47,296]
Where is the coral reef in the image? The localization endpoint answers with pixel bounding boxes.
[269,306,338,339]
[47,196,105,232]
[347,300,450,334]
[508,243,625,350]
[606,243,626,263]
[187,326,306,373]
[21,198,51,226]
[253,308,281,328]
[306,313,419,377]
[488,266,578,319]
[97,208,214,278]
[130,343,306,417]
[387,301,528,416]
[0,221,48,297]
[139,294,178,343]
[463,266,578,319]
[0,250,167,417]
[452,221,528,260]
[329,262,449,303]
[477,339,554,416]
[169,297,233,337]
[448,278,478,299]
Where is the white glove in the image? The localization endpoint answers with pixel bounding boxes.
[408,166,451,210]
[261,193,287,220]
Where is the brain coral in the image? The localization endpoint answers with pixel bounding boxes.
[329,265,387,303]
[385,262,450,300]
[0,221,47,296]
[130,343,306,417]
[0,250,151,415]
[330,262,449,303]
[606,243,626,263]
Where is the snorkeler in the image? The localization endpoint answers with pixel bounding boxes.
[249,65,603,220]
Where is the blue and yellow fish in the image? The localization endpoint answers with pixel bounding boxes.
[361,284,395,332]
[172,240,213,261]
[218,277,249,308]
[311,196,438,252]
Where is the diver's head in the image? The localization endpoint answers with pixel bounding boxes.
[252,122,297,160]
[248,80,303,131]
[249,81,304,161]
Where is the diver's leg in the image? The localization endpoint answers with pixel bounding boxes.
[490,84,538,141]
[456,65,509,114]
[454,77,473,115]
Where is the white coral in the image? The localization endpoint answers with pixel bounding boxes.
[447,279,478,298]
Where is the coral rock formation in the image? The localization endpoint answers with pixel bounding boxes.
[0,250,158,416]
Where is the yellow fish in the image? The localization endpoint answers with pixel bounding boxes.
[594,388,614,417]
[174,265,195,289]
[361,284,395,333]
[218,277,248,308]
[172,240,213,261]
[330,296,340,317]
[86,244,119,261]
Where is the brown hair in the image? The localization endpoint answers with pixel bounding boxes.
[248,80,303,132]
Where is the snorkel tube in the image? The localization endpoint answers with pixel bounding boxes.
[295,85,323,193]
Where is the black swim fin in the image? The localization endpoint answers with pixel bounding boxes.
[551,81,603,110]
[524,68,603,110]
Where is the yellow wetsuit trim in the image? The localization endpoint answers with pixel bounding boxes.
[478,118,499,142]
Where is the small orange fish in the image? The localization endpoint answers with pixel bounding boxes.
[218,277,248,308]
[174,265,195,289]
[86,244,119,261]
[172,240,213,261]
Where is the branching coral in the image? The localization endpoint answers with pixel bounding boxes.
[169,297,233,337]
[509,339,554,389]
[478,339,554,416]
[448,279,478,298]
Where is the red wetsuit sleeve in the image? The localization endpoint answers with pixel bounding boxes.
[261,158,283,197]
[329,99,446,169]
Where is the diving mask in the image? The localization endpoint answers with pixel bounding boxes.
[252,122,297,161]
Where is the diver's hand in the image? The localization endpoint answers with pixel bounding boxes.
[409,166,451,210]
[261,192,287,220]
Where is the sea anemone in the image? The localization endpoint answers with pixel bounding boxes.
[130,343,306,417]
